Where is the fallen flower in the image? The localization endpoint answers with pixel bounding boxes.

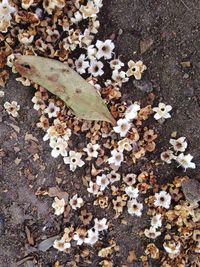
[125,102,140,121]
[69,194,84,210]
[75,54,89,74]
[88,60,104,77]
[64,151,85,172]
[53,239,71,251]
[85,229,99,245]
[153,103,172,120]
[169,137,188,152]
[44,102,60,118]
[154,191,171,209]
[4,101,20,117]
[176,153,196,170]
[150,214,162,229]
[50,137,68,158]
[113,118,131,137]
[127,60,147,80]
[83,143,100,158]
[96,174,110,191]
[125,186,139,199]
[87,181,100,195]
[160,150,176,164]
[127,199,143,217]
[52,197,65,216]
[108,149,124,166]
[144,227,161,239]
[94,218,108,232]
[163,240,181,258]
[96,39,115,60]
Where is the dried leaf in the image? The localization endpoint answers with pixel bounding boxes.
[14,56,116,125]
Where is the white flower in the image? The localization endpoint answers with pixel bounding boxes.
[50,137,68,158]
[108,149,124,166]
[87,181,100,195]
[4,101,20,117]
[176,153,196,170]
[169,137,187,152]
[107,170,121,184]
[113,118,131,137]
[125,186,139,199]
[73,232,85,245]
[53,239,71,251]
[96,174,110,191]
[96,39,115,59]
[75,54,89,74]
[94,218,108,232]
[85,229,99,245]
[45,102,60,118]
[94,0,103,8]
[160,150,176,164]
[151,214,162,229]
[80,1,99,19]
[70,194,84,210]
[31,96,46,111]
[88,60,104,77]
[153,103,172,120]
[127,199,143,217]
[118,138,132,152]
[154,191,171,209]
[112,70,129,86]
[52,197,65,216]
[87,45,97,60]
[125,103,140,121]
[144,227,161,239]
[163,241,181,257]
[0,0,15,21]
[83,143,100,158]
[71,11,82,24]
[64,151,85,172]
[109,59,124,70]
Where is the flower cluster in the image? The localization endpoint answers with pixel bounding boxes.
[161,136,196,170]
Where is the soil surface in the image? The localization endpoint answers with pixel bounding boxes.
[0,0,200,266]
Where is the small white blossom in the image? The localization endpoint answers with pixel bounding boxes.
[85,229,99,245]
[0,0,15,21]
[127,60,147,80]
[96,174,110,191]
[87,181,100,195]
[87,45,97,60]
[118,138,132,152]
[73,232,85,245]
[71,11,82,24]
[96,39,115,59]
[154,191,171,209]
[69,194,84,210]
[64,151,85,172]
[112,70,129,86]
[75,54,89,74]
[4,101,20,117]
[125,186,139,199]
[170,137,188,152]
[144,227,161,239]
[80,1,99,19]
[88,60,104,77]
[153,103,172,120]
[160,150,176,164]
[52,197,65,216]
[108,149,124,166]
[163,241,181,257]
[83,143,100,158]
[127,199,143,217]
[109,59,124,70]
[53,239,71,251]
[113,118,131,137]
[32,96,46,111]
[107,170,121,184]
[50,137,68,158]
[94,0,103,8]
[94,218,108,232]
[176,153,196,170]
[125,103,140,121]
[45,102,60,118]
[151,214,162,229]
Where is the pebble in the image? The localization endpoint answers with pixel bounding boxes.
[182,179,200,204]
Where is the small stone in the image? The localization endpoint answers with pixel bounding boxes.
[182,179,200,204]
[183,73,189,79]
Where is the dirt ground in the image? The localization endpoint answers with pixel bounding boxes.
[0,0,200,266]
